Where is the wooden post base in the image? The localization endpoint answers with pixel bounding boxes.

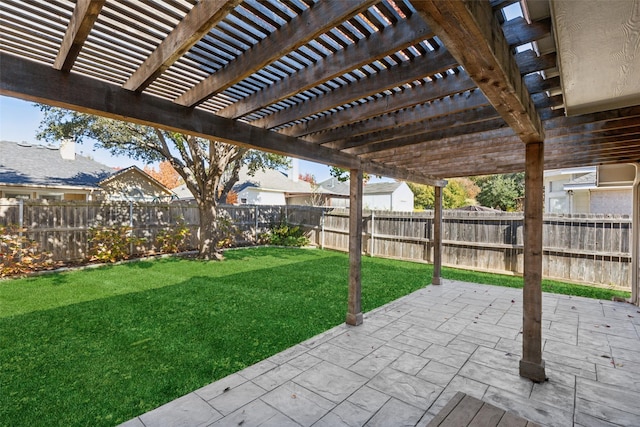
[519,359,546,383]
[346,312,363,326]
[432,276,441,285]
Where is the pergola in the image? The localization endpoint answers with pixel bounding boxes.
[1,0,639,383]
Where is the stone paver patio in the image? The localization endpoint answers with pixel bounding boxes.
[120,281,640,427]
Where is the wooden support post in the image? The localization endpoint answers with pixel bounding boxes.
[433,186,443,285]
[632,164,639,305]
[520,141,547,382]
[346,169,364,326]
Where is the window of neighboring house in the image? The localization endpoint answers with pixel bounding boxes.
[4,192,30,200]
[548,197,568,213]
[40,194,63,201]
[63,193,86,201]
[240,198,247,204]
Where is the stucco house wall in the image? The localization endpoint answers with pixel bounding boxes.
[590,189,634,215]
[99,167,173,202]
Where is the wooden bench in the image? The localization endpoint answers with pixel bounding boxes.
[427,392,542,427]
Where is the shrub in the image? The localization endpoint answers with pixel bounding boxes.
[264,220,309,247]
[0,224,53,277]
[156,219,191,253]
[216,214,241,248]
[88,226,145,263]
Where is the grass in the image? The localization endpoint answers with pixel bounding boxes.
[0,247,630,426]
[0,247,431,426]
[442,267,631,300]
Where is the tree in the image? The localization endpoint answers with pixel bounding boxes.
[36,106,289,259]
[144,161,181,189]
[408,179,472,210]
[474,173,525,211]
[408,182,434,210]
[329,166,371,183]
[298,173,317,185]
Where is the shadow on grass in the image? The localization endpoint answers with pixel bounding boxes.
[1,251,430,427]
[1,248,348,319]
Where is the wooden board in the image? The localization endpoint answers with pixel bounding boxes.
[427,392,542,427]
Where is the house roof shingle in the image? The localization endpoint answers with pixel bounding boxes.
[172,166,315,200]
[0,140,115,188]
[318,178,405,196]
[234,167,314,194]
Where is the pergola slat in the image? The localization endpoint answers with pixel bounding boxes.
[123,0,243,92]
[174,0,378,107]
[249,48,458,129]
[53,0,106,71]
[217,12,434,119]
[282,73,476,138]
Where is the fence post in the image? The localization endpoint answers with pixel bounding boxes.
[18,199,24,257]
[254,205,259,243]
[18,198,24,232]
[321,209,325,249]
[370,211,375,257]
[129,200,134,255]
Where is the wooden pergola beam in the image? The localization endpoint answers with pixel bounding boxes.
[311,89,489,146]
[53,0,106,71]
[0,54,351,167]
[123,0,242,92]
[281,73,477,138]
[217,13,434,119]
[503,17,551,48]
[1,53,446,187]
[174,0,377,107]
[412,0,544,143]
[350,117,507,155]
[335,107,501,152]
[250,48,458,129]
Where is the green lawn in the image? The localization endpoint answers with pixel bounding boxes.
[0,247,630,426]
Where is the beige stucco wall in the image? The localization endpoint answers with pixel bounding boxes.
[100,169,169,201]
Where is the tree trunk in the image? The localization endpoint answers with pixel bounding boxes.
[197,201,224,260]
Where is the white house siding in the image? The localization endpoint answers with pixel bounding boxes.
[238,188,286,205]
[364,194,392,211]
[287,195,313,206]
[573,191,590,213]
[590,189,633,215]
[391,183,415,211]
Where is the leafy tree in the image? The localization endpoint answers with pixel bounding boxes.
[408,179,472,210]
[225,190,239,205]
[144,161,181,189]
[474,173,524,211]
[329,166,371,183]
[36,106,289,259]
[298,173,317,185]
[408,182,434,210]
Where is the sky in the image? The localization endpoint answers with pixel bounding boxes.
[0,95,339,182]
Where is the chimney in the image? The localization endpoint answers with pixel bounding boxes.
[60,138,76,160]
[289,158,299,182]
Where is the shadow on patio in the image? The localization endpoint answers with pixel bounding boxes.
[120,281,640,427]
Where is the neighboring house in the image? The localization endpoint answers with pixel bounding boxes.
[172,166,318,206]
[0,140,114,200]
[318,178,415,211]
[0,140,172,202]
[99,166,175,202]
[544,164,636,215]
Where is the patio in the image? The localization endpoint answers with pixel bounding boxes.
[119,281,640,427]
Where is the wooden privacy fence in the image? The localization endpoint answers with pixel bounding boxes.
[320,209,633,290]
[0,199,322,262]
[0,199,632,289]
